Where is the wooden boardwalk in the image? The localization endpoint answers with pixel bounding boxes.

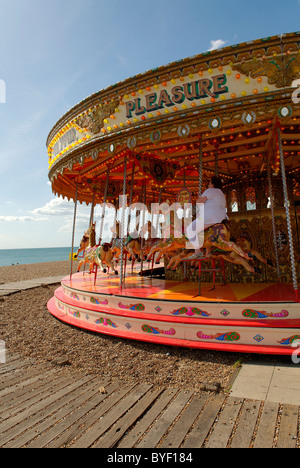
[0,353,299,449]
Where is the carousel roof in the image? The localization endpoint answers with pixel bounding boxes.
[47,32,300,205]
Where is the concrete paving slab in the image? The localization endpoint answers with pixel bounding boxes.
[230,378,270,401]
[0,289,19,296]
[230,360,300,405]
[236,362,275,379]
[267,387,300,406]
[0,276,64,296]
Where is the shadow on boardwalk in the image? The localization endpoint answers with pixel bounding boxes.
[0,353,299,449]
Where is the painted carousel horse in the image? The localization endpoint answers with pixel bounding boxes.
[75,223,118,275]
[74,223,96,259]
[235,237,272,267]
[166,228,274,274]
[128,221,160,264]
[147,215,183,264]
[166,249,196,270]
[150,221,255,274]
[111,222,156,263]
[126,237,146,262]
[110,232,142,261]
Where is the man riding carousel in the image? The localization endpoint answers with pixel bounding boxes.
[185,176,229,260]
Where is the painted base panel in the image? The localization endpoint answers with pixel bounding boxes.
[47,272,300,355]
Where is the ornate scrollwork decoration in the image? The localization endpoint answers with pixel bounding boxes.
[76,99,120,134]
[232,53,300,88]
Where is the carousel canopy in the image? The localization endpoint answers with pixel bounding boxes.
[47,32,300,205]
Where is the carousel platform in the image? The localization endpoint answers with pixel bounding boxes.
[48,267,300,356]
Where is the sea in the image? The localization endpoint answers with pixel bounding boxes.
[0,247,77,267]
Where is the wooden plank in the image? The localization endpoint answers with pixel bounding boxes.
[160,393,209,449]
[0,362,47,388]
[253,401,278,449]
[136,390,193,448]
[1,353,21,364]
[118,388,178,448]
[0,368,62,407]
[95,387,164,448]
[0,376,68,424]
[276,404,299,449]
[182,394,225,448]
[70,384,152,448]
[206,397,243,448]
[0,375,92,447]
[0,359,33,376]
[7,378,109,448]
[0,366,60,395]
[230,400,260,448]
[46,382,132,448]
[0,372,74,421]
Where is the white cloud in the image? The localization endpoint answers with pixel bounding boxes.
[32,197,74,217]
[0,196,119,247]
[208,39,226,51]
[32,197,94,237]
[0,197,85,224]
[0,215,36,222]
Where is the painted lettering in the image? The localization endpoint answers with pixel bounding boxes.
[213,74,228,96]
[171,85,185,104]
[198,78,215,98]
[183,81,198,100]
[53,128,77,156]
[126,100,135,118]
[134,97,146,116]
[125,74,229,119]
[157,89,173,109]
[145,92,158,112]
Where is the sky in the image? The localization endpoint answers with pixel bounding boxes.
[0,0,300,249]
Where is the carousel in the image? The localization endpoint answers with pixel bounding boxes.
[47,32,300,355]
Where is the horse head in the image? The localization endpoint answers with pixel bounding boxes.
[74,222,96,258]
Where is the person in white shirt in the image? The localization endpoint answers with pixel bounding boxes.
[185,176,228,259]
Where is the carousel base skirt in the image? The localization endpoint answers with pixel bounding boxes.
[48,271,300,355]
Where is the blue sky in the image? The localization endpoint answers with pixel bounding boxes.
[0,0,300,249]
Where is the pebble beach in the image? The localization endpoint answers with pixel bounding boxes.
[0,260,251,393]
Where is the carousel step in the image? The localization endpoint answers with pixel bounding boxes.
[55,286,300,329]
[48,287,300,356]
[60,283,300,324]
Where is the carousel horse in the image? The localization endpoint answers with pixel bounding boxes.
[110,232,142,261]
[126,237,146,262]
[75,223,118,275]
[235,237,272,267]
[147,214,183,264]
[74,223,96,259]
[149,221,255,274]
[110,223,126,260]
[166,249,196,270]
[128,221,160,264]
[166,234,274,274]
[111,221,156,263]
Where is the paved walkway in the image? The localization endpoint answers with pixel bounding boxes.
[230,360,300,405]
[0,276,64,296]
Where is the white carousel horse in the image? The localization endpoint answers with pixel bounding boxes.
[75,223,118,275]
[149,221,255,274]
